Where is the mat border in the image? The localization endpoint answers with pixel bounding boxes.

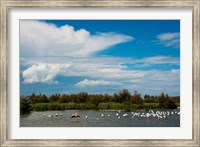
[0,0,199,146]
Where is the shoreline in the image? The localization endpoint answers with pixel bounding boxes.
[21,107,180,115]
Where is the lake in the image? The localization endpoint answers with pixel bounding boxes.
[20,109,180,127]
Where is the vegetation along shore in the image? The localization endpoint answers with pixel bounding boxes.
[20,89,180,114]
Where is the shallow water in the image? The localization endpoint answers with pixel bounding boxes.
[20,109,180,127]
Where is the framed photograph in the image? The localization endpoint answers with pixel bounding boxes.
[0,0,199,146]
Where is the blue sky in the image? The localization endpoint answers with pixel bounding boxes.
[20,20,180,96]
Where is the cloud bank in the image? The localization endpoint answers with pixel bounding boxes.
[21,56,179,89]
[20,20,134,57]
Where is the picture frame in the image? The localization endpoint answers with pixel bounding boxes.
[0,0,199,146]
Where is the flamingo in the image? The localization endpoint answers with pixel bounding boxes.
[167,111,170,116]
[146,113,151,118]
[123,114,128,117]
[48,114,53,118]
[71,112,80,118]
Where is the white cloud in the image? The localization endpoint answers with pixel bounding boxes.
[75,79,120,87]
[21,56,180,95]
[157,32,179,41]
[171,69,180,74]
[156,32,180,48]
[20,20,134,57]
[20,21,180,95]
[22,63,71,84]
[75,32,133,56]
[135,56,179,65]
[21,55,179,84]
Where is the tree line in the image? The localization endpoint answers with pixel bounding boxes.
[20,89,180,114]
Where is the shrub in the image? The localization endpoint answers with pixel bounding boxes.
[144,103,159,110]
[109,102,124,110]
[64,102,76,110]
[20,97,32,114]
[98,103,110,110]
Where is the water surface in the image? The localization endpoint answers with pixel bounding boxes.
[20,109,180,127]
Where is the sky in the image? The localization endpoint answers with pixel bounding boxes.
[20,20,180,96]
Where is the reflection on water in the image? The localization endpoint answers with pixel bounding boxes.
[20,109,180,127]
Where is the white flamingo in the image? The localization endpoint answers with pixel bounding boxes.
[123,114,128,117]
[48,114,53,118]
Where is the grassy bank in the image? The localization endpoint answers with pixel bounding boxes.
[31,102,179,112]
[20,90,180,114]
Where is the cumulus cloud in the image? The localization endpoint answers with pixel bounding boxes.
[75,79,120,87]
[156,32,180,48]
[20,20,134,57]
[22,60,146,84]
[22,63,71,84]
[21,56,180,88]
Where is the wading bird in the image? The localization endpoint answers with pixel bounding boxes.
[71,112,80,118]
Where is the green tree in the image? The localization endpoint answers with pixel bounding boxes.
[59,94,69,103]
[117,89,131,103]
[131,91,143,104]
[165,99,177,109]
[77,92,89,103]
[20,97,32,114]
[49,94,60,103]
[158,92,167,108]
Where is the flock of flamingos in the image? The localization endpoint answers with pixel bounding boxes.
[43,109,180,121]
